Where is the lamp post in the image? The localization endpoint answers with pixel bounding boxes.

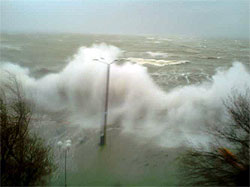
[93,58,117,146]
[57,139,72,187]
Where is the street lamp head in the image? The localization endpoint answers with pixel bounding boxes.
[109,59,118,65]
[58,140,72,150]
[66,143,71,150]
[66,139,72,144]
[57,141,63,147]
[93,58,118,65]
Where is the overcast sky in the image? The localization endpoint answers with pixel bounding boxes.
[1,0,249,38]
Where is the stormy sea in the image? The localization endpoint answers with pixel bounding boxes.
[1,33,249,186]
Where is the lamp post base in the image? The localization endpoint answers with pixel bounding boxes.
[100,135,106,146]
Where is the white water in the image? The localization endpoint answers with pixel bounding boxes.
[1,44,249,147]
[126,57,189,67]
[146,51,169,58]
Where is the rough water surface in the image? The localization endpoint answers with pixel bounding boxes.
[0,33,249,186]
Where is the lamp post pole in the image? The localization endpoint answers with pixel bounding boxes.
[100,63,110,146]
[64,149,67,187]
[93,58,117,146]
[57,140,72,187]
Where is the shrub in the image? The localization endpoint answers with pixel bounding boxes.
[0,76,56,186]
[179,91,249,186]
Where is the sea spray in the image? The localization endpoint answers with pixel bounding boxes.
[0,44,249,147]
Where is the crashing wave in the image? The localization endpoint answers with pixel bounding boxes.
[1,44,250,147]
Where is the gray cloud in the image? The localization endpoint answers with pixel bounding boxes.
[1,0,249,38]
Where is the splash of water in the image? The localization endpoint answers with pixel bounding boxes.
[1,44,249,147]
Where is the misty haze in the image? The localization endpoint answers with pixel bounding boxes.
[0,0,249,186]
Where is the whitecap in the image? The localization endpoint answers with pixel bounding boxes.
[0,44,22,51]
[146,51,168,58]
[126,57,189,67]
